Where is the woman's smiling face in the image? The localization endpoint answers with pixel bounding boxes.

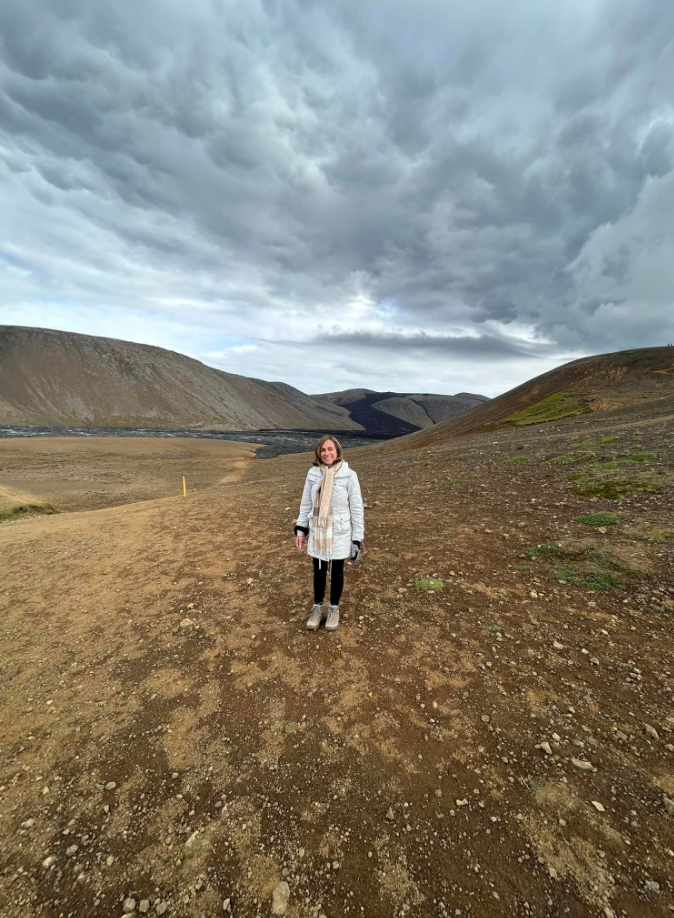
[320,440,338,466]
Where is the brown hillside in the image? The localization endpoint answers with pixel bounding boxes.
[395,346,674,449]
[0,326,361,431]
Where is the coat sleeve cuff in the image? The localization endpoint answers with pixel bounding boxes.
[294,525,309,536]
[352,539,362,548]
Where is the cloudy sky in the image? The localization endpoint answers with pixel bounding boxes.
[1,0,672,398]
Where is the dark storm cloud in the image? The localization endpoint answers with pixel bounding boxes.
[0,0,673,383]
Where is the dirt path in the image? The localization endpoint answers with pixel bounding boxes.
[1,407,673,918]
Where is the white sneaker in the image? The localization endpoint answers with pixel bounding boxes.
[306,603,325,631]
[325,605,340,631]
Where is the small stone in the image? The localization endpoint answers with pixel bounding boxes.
[106,855,114,866]
[540,742,552,755]
[180,618,194,629]
[456,798,469,807]
[222,899,231,912]
[481,715,491,724]
[548,866,558,879]
[123,898,137,913]
[66,844,79,856]
[644,724,659,741]
[385,807,395,821]
[603,907,616,918]
[435,789,442,798]
[664,795,674,816]
[105,781,117,791]
[644,880,660,892]
[42,855,56,869]
[155,903,168,916]
[21,818,35,828]
[591,801,605,812]
[571,758,595,771]
[553,641,564,650]
[139,902,150,915]
[272,881,290,915]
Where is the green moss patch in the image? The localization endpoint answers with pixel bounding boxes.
[546,451,595,466]
[503,392,589,428]
[572,476,662,500]
[574,512,618,527]
[527,542,565,559]
[0,502,59,523]
[553,562,619,591]
[415,577,444,591]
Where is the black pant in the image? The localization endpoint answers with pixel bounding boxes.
[313,557,345,606]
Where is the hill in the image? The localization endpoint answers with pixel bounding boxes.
[313,388,489,433]
[0,326,361,431]
[394,346,674,449]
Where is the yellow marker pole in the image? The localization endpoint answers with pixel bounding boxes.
[182,476,187,497]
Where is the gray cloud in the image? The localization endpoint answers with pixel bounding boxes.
[0,0,673,395]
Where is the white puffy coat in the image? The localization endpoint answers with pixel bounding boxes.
[295,461,365,562]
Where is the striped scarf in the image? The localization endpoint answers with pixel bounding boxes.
[312,460,342,558]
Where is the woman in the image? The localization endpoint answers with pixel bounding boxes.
[294,435,364,631]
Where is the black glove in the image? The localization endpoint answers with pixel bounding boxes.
[351,542,361,563]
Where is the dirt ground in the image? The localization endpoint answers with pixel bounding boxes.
[0,438,259,512]
[1,403,673,918]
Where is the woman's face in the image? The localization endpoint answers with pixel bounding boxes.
[320,440,338,466]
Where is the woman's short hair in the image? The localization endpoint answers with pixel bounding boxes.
[313,435,343,466]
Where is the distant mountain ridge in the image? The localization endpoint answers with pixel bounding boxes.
[313,388,489,433]
[0,326,360,431]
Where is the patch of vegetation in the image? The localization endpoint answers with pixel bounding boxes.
[546,451,595,465]
[567,474,595,483]
[0,503,59,523]
[583,460,619,471]
[625,453,657,463]
[527,542,565,559]
[480,624,502,632]
[577,435,618,448]
[553,562,620,591]
[649,530,674,543]
[502,456,530,464]
[513,564,531,571]
[503,392,589,427]
[574,512,618,526]
[572,475,662,500]
[440,479,462,486]
[415,577,444,591]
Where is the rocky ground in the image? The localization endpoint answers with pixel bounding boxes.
[1,400,673,918]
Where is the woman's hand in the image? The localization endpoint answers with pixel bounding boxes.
[295,535,305,551]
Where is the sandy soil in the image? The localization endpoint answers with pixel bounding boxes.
[0,437,259,512]
[1,405,673,918]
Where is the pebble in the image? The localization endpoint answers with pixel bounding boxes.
[591,801,605,812]
[42,855,56,869]
[180,618,194,629]
[66,844,79,856]
[540,742,552,755]
[21,819,35,829]
[105,781,117,791]
[644,724,659,741]
[456,799,469,807]
[664,796,674,816]
[139,902,150,914]
[123,898,136,913]
[644,880,660,892]
[222,899,231,912]
[272,881,290,915]
[156,902,168,915]
[385,807,395,821]
[571,758,595,772]
[553,641,564,650]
